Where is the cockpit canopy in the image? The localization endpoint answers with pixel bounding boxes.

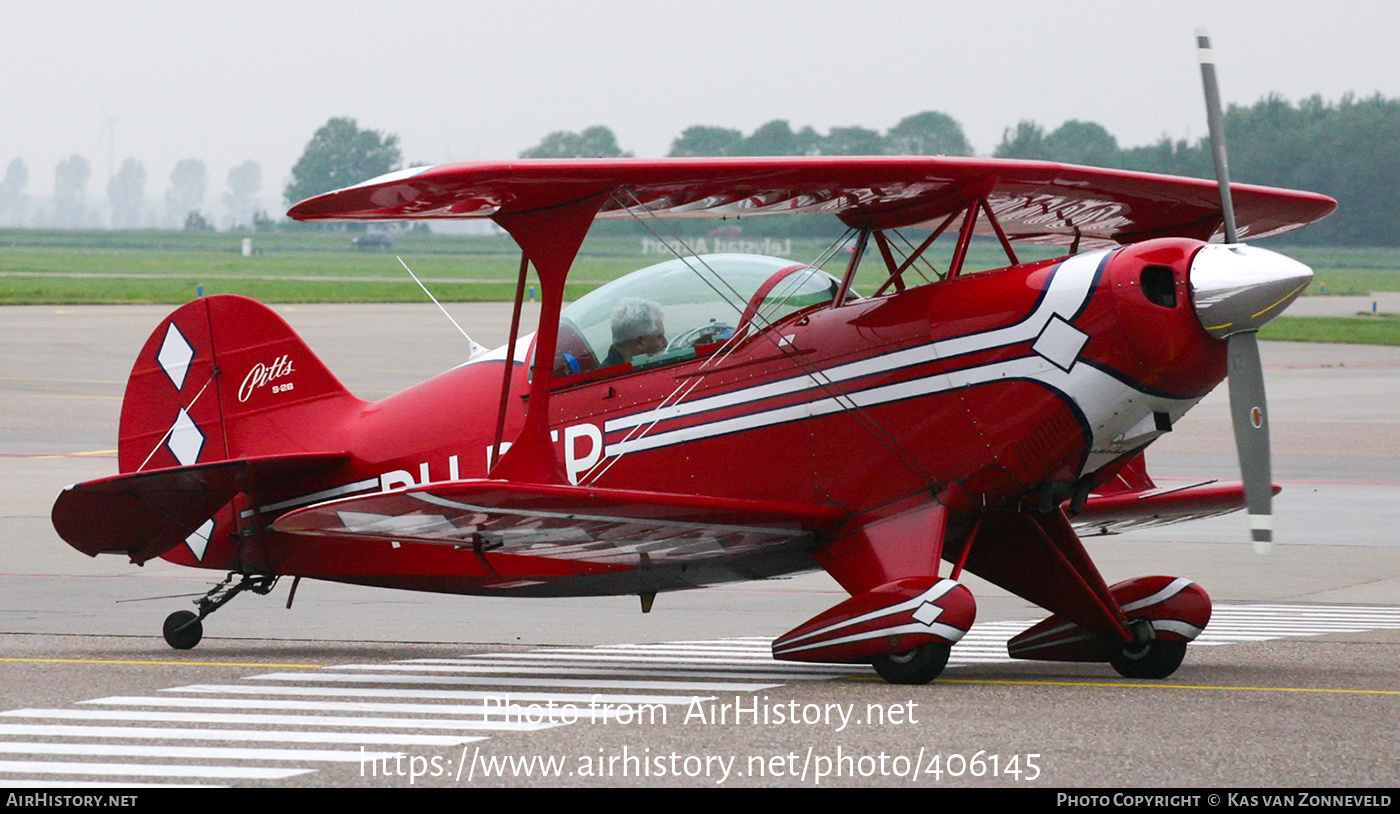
[552,254,841,379]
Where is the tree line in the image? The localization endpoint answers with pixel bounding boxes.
[986,94,1398,246]
[5,95,1393,244]
[506,97,1395,246]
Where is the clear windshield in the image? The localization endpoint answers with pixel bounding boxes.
[552,254,839,377]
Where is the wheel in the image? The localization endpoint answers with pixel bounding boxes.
[163,610,203,650]
[1110,639,1187,679]
[871,643,951,685]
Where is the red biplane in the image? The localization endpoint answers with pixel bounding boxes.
[50,42,1336,684]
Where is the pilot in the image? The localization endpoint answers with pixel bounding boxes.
[604,298,667,366]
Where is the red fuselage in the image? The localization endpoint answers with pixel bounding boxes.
[158,239,1225,596]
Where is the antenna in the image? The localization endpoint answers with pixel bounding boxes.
[397,256,487,358]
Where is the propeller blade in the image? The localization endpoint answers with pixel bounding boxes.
[1199,28,1276,550]
[1226,331,1273,553]
[1197,26,1239,244]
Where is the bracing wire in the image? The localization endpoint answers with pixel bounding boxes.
[135,373,216,473]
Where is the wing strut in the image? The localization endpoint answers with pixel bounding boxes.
[488,251,532,474]
[489,193,608,484]
[947,199,980,279]
[981,197,1020,266]
[870,231,905,293]
[861,197,1017,295]
[832,228,870,308]
[872,211,959,295]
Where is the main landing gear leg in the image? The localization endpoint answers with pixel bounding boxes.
[781,500,975,686]
[163,572,278,650]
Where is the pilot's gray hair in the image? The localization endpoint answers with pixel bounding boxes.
[611,297,665,344]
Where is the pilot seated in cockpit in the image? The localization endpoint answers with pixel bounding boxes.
[603,298,667,366]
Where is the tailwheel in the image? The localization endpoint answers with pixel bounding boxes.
[159,572,277,651]
[1110,638,1187,680]
[871,643,951,685]
[163,610,203,650]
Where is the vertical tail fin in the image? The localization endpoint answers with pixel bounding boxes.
[118,295,362,473]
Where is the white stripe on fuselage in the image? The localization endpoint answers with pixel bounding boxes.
[596,248,1201,474]
[606,351,1198,466]
[604,249,1109,436]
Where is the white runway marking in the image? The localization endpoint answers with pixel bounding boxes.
[171,684,709,706]
[5,707,522,733]
[246,672,787,692]
[458,652,857,670]
[0,723,477,746]
[0,760,312,780]
[0,603,1394,787]
[0,779,218,788]
[328,662,832,680]
[0,742,397,763]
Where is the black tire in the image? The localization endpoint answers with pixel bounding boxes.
[1110,639,1187,679]
[871,643,951,685]
[163,610,203,650]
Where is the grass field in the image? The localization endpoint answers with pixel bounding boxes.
[1260,314,1400,345]
[4,229,1400,345]
[1278,246,1400,296]
[0,227,1069,305]
[0,229,611,304]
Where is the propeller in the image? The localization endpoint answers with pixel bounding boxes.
[1197,27,1239,245]
[1193,28,1313,553]
[1227,329,1273,550]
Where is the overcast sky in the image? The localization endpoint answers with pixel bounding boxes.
[6,1,1399,209]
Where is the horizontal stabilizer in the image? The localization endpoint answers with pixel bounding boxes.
[273,480,845,566]
[52,452,346,564]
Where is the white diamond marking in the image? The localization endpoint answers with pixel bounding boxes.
[185,519,215,562]
[1032,315,1090,372]
[157,323,196,391]
[166,408,205,466]
[912,601,944,628]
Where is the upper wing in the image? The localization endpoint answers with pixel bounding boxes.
[287,157,1335,248]
[273,479,845,566]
